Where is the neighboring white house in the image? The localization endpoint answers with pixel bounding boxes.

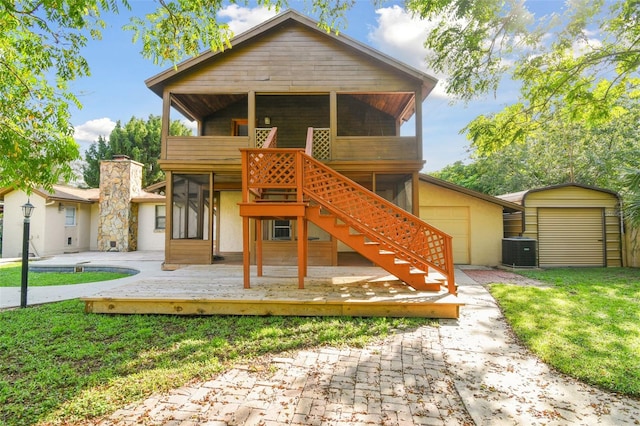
[0,157,165,258]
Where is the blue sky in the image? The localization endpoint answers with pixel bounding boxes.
[70,0,565,172]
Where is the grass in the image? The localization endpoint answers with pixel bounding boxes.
[0,262,128,287]
[489,267,640,397]
[0,300,434,425]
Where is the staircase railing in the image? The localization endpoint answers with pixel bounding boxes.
[240,148,455,293]
[263,127,278,149]
[301,154,455,293]
[241,148,304,203]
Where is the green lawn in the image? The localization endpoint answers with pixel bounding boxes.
[0,301,434,425]
[0,262,129,287]
[490,267,640,397]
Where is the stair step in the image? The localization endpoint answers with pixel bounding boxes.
[428,271,447,282]
[305,202,453,294]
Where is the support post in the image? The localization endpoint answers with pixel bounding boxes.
[243,216,251,289]
[297,216,306,289]
[20,217,30,308]
[256,219,263,277]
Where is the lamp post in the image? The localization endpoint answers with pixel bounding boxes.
[20,199,35,308]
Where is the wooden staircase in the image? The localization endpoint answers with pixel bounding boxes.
[239,129,456,295]
[306,205,442,291]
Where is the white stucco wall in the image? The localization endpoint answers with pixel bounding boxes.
[40,202,92,255]
[43,201,66,255]
[2,191,46,258]
[90,203,99,251]
[137,203,165,251]
[2,191,94,258]
[219,191,243,253]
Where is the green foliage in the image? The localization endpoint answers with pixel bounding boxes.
[623,168,640,227]
[435,97,640,198]
[83,115,192,188]
[0,0,128,192]
[406,0,537,100]
[460,0,639,152]
[489,267,640,396]
[0,262,128,287]
[0,301,432,424]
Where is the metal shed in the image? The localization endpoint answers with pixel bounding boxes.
[499,183,623,268]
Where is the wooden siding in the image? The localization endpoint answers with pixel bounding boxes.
[337,95,396,136]
[166,136,249,161]
[522,186,622,267]
[202,98,248,135]
[261,240,334,266]
[333,136,418,161]
[255,95,329,147]
[166,239,212,264]
[164,23,420,94]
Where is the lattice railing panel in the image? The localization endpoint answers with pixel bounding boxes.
[255,128,276,148]
[302,154,452,276]
[246,150,299,189]
[241,148,454,287]
[312,128,331,160]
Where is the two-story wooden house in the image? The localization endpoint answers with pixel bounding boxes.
[146,10,456,293]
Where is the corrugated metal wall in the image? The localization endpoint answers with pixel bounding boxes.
[538,208,604,267]
[522,186,622,267]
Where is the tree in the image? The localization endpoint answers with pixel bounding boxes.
[1,0,281,192]
[4,0,638,195]
[83,115,192,188]
[405,0,639,153]
[0,0,126,192]
[433,96,640,198]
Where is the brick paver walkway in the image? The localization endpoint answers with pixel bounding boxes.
[99,327,473,425]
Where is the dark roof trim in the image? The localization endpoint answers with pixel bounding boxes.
[145,9,438,98]
[419,174,524,212]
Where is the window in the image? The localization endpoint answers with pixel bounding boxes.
[155,205,166,230]
[273,220,291,240]
[172,174,210,240]
[65,207,76,226]
[231,119,248,136]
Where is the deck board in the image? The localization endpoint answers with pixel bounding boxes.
[83,265,462,318]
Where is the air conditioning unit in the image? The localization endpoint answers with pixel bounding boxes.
[502,238,537,267]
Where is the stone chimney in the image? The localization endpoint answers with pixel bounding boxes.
[97,155,143,251]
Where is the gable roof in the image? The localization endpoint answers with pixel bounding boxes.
[0,185,165,204]
[145,9,437,100]
[419,174,523,213]
[0,185,98,204]
[498,183,621,206]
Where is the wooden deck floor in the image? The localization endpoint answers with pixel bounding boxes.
[83,265,462,318]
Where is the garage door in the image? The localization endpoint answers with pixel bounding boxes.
[538,208,605,267]
[420,206,470,264]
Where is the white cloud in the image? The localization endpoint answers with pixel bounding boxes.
[73,117,117,151]
[367,6,449,99]
[220,5,279,36]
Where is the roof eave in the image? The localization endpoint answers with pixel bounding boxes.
[419,174,524,212]
[145,9,438,97]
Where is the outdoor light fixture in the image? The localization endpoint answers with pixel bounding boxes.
[264,117,271,125]
[22,200,34,219]
[20,199,34,308]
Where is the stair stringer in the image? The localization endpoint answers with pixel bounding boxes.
[306,205,441,291]
[300,154,456,294]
